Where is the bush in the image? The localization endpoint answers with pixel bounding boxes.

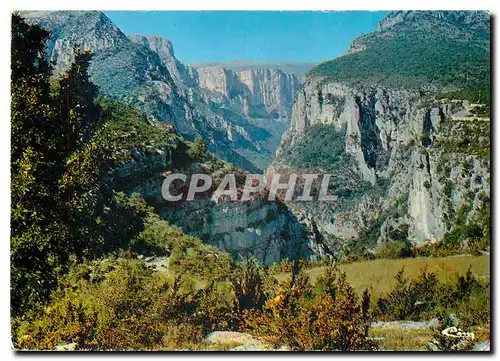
[195,280,238,331]
[12,254,211,350]
[454,287,490,329]
[232,260,268,313]
[247,261,377,351]
[376,266,440,321]
[188,135,208,160]
[375,241,414,259]
[375,266,490,325]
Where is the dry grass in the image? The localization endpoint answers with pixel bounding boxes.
[275,255,489,300]
[370,327,434,351]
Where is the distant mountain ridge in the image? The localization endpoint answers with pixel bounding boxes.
[191,61,317,78]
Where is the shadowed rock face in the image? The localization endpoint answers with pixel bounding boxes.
[158,198,308,265]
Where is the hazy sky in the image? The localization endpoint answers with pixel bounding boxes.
[104,11,388,65]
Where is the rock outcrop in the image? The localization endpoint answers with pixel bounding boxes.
[274,79,489,255]
[160,198,307,264]
[22,10,490,262]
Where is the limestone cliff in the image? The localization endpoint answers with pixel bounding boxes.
[193,66,300,121]
[274,79,488,251]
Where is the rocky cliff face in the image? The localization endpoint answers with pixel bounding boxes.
[159,198,307,264]
[272,11,490,257]
[110,141,309,265]
[22,11,204,140]
[22,10,490,262]
[22,11,128,70]
[128,34,198,93]
[193,66,300,121]
[275,80,488,249]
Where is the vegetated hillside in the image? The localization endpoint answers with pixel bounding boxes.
[309,11,490,103]
[10,11,240,320]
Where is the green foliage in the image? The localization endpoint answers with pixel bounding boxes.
[444,84,491,108]
[10,14,202,318]
[247,261,377,351]
[10,14,114,314]
[13,255,208,350]
[166,232,233,278]
[188,135,208,160]
[282,123,372,205]
[433,122,490,158]
[231,260,267,313]
[287,124,346,170]
[195,280,237,331]
[375,266,490,325]
[453,284,490,329]
[310,36,490,101]
[11,15,62,310]
[415,196,490,258]
[375,241,414,259]
[100,100,175,157]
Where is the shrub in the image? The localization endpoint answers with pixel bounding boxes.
[12,255,208,350]
[375,265,490,326]
[247,261,377,351]
[375,241,414,259]
[454,287,490,329]
[188,135,208,160]
[375,266,439,321]
[135,216,234,278]
[195,280,238,331]
[231,260,267,313]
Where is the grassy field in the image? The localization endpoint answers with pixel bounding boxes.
[370,327,434,351]
[275,255,490,301]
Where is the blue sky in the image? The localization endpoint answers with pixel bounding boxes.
[104,11,388,65]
